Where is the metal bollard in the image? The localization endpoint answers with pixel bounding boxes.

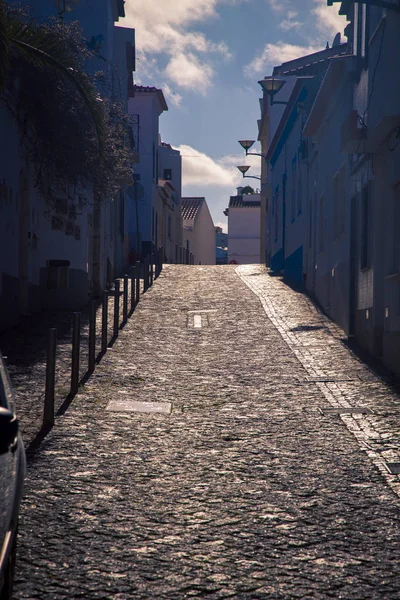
[43,328,57,427]
[71,312,81,396]
[123,275,128,324]
[130,271,135,314]
[135,261,140,305]
[88,300,96,373]
[150,253,154,285]
[155,249,159,279]
[101,291,108,354]
[114,279,120,337]
[144,256,148,292]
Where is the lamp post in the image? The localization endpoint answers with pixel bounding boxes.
[52,0,80,18]
[237,165,261,181]
[238,140,267,158]
[257,76,288,106]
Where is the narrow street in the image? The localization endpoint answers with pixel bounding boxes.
[14,265,400,599]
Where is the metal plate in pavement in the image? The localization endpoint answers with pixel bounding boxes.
[106,400,172,414]
[385,463,400,475]
[318,407,373,415]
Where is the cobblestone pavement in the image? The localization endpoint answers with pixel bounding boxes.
[13,265,400,599]
[0,278,140,446]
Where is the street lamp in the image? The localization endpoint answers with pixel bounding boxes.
[257,76,288,106]
[238,139,266,157]
[237,165,261,181]
[52,0,80,17]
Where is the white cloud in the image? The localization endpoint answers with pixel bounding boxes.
[244,41,322,77]
[162,83,183,108]
[120,0,234,94]
[279,18,302,31]
[165,53,214,92]
[312,0,347,39]
[172,145,262,188]
[266,0,288,14]
[174,145,240,187]
[215,221,228,232]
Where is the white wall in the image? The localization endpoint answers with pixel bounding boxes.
[228,204,261,264]
[193,202,216,265]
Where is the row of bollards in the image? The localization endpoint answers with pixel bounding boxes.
[42,250,164,428]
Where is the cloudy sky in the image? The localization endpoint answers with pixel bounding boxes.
[120,0,346,230]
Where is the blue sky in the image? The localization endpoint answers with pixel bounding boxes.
[120,0,346,230]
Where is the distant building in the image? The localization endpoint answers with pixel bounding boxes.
[215,227,228,265]
[182,198,216,265]
[127,85,168,258]
[224,189,261,264]
[158,141,183,263]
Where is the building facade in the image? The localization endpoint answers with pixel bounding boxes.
[182,198,216,265]
[225,190,261,265]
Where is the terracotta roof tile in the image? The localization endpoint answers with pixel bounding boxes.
[181,197,203,220]
[228,195,261,208]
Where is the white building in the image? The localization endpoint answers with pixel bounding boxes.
[0,0,128,330]
[303,54,355,332]
[158,141,183,263]
[327,0,400,373]
[127,85,168,259]
[182,198,216,265]
[225,190,261,265]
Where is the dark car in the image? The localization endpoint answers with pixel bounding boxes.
[0,353,25,600]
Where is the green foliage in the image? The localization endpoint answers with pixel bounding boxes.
[241,185,255,195]
[0,2,132,206]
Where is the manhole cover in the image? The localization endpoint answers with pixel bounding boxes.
[306,377,355,383]
[318,407,372,415]
[106,400,172,414]
[385,463,400,475]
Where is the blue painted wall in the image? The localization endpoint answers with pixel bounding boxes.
[284,245,303,289]
[270,247,284,273]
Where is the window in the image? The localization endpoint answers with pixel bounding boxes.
[319,194,325,254]
[360,184,371,269]
[164,169,172,180]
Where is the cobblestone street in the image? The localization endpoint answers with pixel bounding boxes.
[13,265,400,599]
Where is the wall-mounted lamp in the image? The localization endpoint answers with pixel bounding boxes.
[237,165,261,181]
[238,139,266,157]
[257,76,288,106]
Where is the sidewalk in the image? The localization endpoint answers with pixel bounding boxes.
[14,265,400,599]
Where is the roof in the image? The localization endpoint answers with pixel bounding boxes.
[181,197,204,220]
[266,78,313,163]
[228,195,261,208]
[273,44,349,77]
[130,85,168,111]
[303,55,356,137]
